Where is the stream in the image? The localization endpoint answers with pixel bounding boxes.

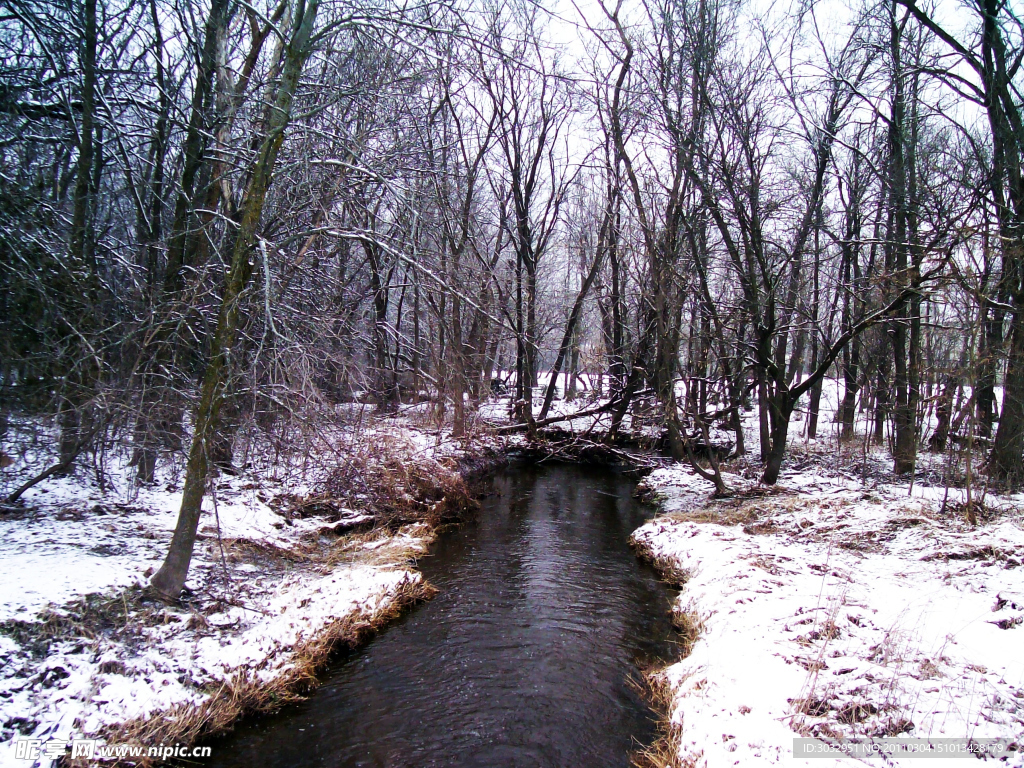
[202,462,680,767]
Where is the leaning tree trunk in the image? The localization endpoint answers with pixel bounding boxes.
[538,236,605,421]
[151,0,320,600]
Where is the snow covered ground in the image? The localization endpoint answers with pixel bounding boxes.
[0,414,486,767]
[2,378,1021,766]
[633,453,1024,766]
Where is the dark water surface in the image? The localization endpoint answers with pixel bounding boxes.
[203,462,679,768]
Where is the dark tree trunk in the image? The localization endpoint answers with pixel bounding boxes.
[757,367,770,461]
[366,242,398,413]
[874,364,890,445]
[58,0,98,475]
[976,305,1002,439]
[929,377,955,452]
[762,394,794,485]
[806,372,823,439]
[888,2,918,476]
[728,367,745,456]
[151,0,320,600]
[840,338,860,441]
[992,311,1024,480]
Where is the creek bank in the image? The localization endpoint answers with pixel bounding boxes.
[0,420,503,768]
[631,461,1024,767]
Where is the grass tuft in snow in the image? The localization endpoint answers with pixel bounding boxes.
[311,434,476,528]
[630,532,690,589]
[630,665,700,768]
[0,587,148,657]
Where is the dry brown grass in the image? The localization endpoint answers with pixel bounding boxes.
[324,524,437,570]
[311,437,477,528]
[630,668,686,768]
[650,489,807,534]
[672,607,705,658]
[630,666,703,768]
[221,536,312,563]
[628,528,709,767]
[624,540,706,768]
[629,534,690,587]
[0,588,156,658]
[88,576,435,768]
[662,505,759,527]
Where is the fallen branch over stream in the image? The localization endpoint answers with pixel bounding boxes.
[511,432,672,474]
[490,402,615,434]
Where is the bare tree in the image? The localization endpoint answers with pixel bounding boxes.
[151,0,322,600]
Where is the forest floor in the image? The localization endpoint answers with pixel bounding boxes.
[633,441,1024,767]
[0,406,500,767]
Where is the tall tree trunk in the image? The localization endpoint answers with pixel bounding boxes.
[805,209,824,439]
[609,240,625,390]
[929,376,955,452]
[976,303,1002,438]
[567,327,580,401]
[993,310,1024,479]
[367,242,397,413]
[757,367,771,461]
[874,362,890,445]
[58,0,98,474]
[805,357,823,438]
[412,281,421,402]
[840,338,860,441]
[526,261,538,391]
[131,0,172,483]
[514,249,528,424]
[762,394,794,485]
[151,0,321,600]
[728,364,745,456]
[450,286,466,437]
[888,0,917,475]
[839,205,862,442]
[960,0,1024,480]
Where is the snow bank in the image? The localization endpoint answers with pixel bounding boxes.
[0,417,486,767]
[634,465,1024,767]
[0,560,425,768]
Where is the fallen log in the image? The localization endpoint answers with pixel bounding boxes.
[491,402,614,435]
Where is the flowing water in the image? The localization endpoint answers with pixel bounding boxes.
[203,462,680,767]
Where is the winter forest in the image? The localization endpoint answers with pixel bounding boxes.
[1,0,1023,763]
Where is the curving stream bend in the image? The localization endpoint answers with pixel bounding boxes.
[202,462,680,768]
